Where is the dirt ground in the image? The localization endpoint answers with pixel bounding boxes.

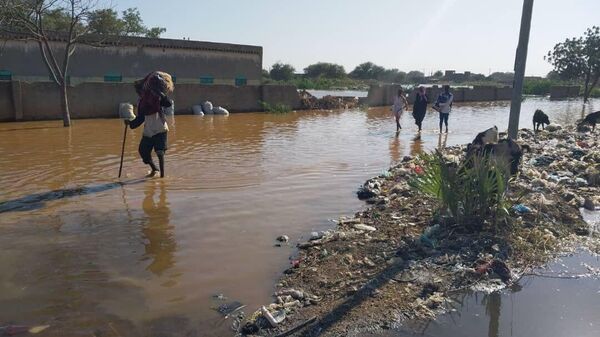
[235,125,600,337]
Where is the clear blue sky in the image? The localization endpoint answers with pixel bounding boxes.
[115,0,599,76]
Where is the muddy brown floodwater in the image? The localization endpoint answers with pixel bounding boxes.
[0,98,597,336]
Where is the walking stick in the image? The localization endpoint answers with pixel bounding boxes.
[118,123,128,178]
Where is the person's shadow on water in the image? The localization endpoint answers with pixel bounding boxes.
[141,181,176,276]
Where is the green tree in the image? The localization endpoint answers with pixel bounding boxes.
[269,62,295,81]
[87,7,166,38]
[0,0,100,127]
[304,62,346,79]
[145,26,166,38]
[546,70,561,81]
[488,72,514,83]
[121,8,146,36]
[43,7,74,31]
[88,9,124,35]
[433,70,444,78]
[406,70,425,84]
[349,62,385,80]
[378,68,406,83]
[546,26,600,103]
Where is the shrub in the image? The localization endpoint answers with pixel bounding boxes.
[259,101,291,113]
[409,151,510,229]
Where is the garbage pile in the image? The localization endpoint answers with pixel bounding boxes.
[299,90,359,110]
[239,125,599,336]
[192,100,229,116]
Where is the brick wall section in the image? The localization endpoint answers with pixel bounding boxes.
[0,81,306,121]
[260,85,302,110]
[550,86,580,100]
[0,82,13,121]
[368,85,514,106]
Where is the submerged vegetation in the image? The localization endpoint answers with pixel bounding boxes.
[259,101,292,113]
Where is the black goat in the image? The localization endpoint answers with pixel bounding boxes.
[533,109,550,131]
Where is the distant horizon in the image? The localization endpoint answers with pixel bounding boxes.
[114,0,599,77]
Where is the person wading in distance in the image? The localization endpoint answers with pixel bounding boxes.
[392,88,409,131]
[434,84,453,133]
[412,86,428,132]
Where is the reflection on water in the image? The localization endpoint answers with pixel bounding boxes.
[437,132,448,150]
[484,292,501,337]
[0,98,598,336]
[142,182,175,276]
[410,134,423,157]
[390,132,403,164]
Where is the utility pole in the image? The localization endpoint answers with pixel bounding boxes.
[508,0,534,139]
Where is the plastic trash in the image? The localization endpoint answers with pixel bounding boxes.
[202,101,214,114]
[420,224,440,248]
[163,99,174,116]
[192,105,204,115]
[261,306,285,327]
[0,325,49,335]
[119,103,135,120]
[216,301,244,316]
[212,106,229,115]
[353,224,376,231]
[512,204,531,214]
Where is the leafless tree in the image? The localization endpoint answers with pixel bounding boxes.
[0,0,100,126]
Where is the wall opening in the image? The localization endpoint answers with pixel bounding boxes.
[235,77,247,86]
[0,70,12,81]
[104,73,122,82]
[200,76,214,84]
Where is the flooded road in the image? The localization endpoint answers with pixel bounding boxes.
[0,98,597,336]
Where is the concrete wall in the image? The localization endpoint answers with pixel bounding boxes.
[366,84,402,106]
[367,85,513,106]
[0,81,303,121]
[0,37,262,85]
[261,85,302,110]
[464,86,496,102]
[550,86,580,100]
[0,82,13,121]
[496,86,512,100]
[173,84,263,113]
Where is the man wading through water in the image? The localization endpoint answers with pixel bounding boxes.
[125,71,174,178]
[434,85,453,133]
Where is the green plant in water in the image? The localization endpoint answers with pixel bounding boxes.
[409,151,511,229]
[259,101,292,113]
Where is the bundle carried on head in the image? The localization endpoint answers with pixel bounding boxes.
[134,71,174,96]
[135,71,174,116]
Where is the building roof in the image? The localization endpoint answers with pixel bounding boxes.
[0,31,262,55]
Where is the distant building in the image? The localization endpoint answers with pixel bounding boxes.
[443,70,480,83]
[0,32,263,86]
[444,70,456,77]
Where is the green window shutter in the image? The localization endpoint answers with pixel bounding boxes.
[200,76,214,84]
[104,73,122,82]
[235,77,247,86]
[0,70,12,81]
